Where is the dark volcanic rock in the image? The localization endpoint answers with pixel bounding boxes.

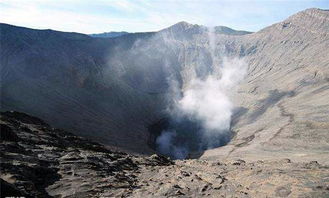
[0,123,20,141]
[1,179,28,197]
[143,154,175,166]
[0,111,173,197]
[1,111,48,126]
[1,111,328,197]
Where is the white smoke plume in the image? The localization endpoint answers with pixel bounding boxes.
[178,57,247,148]
[133,27,247,159]
[105,25,247,159]
[156,57,247,159]
[155,30,247,158]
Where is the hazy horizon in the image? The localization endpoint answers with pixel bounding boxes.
[0,0,328,34]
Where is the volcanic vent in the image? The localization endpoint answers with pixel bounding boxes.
[142,27,248,159]
[2,9,328,162]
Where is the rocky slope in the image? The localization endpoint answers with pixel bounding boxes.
[201,8,329,163]
[1,8,328,162]
[1,111,329,197]
[0,111,173,197]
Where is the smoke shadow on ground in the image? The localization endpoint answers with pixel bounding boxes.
[247,90,295,123]
[231,107,249,126]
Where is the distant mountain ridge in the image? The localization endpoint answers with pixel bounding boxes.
[90,31,129,38]
[214,25,252,35]
[89,23,251,38]
[162,21,252,35]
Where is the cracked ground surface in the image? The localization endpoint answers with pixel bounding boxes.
[1,111,329,197]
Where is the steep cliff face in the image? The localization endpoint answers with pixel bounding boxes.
[0,24,162,153]
[1,8,328,161]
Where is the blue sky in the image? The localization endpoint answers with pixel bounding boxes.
[0,0,328,34]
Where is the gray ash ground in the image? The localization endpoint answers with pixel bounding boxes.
[1,111,329,197]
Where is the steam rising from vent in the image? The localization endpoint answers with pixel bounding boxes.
[156,27,247,159]
[106,24,247,159]
[178,58,247,147]
[156,130,188,160]
[178,59,245,132]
